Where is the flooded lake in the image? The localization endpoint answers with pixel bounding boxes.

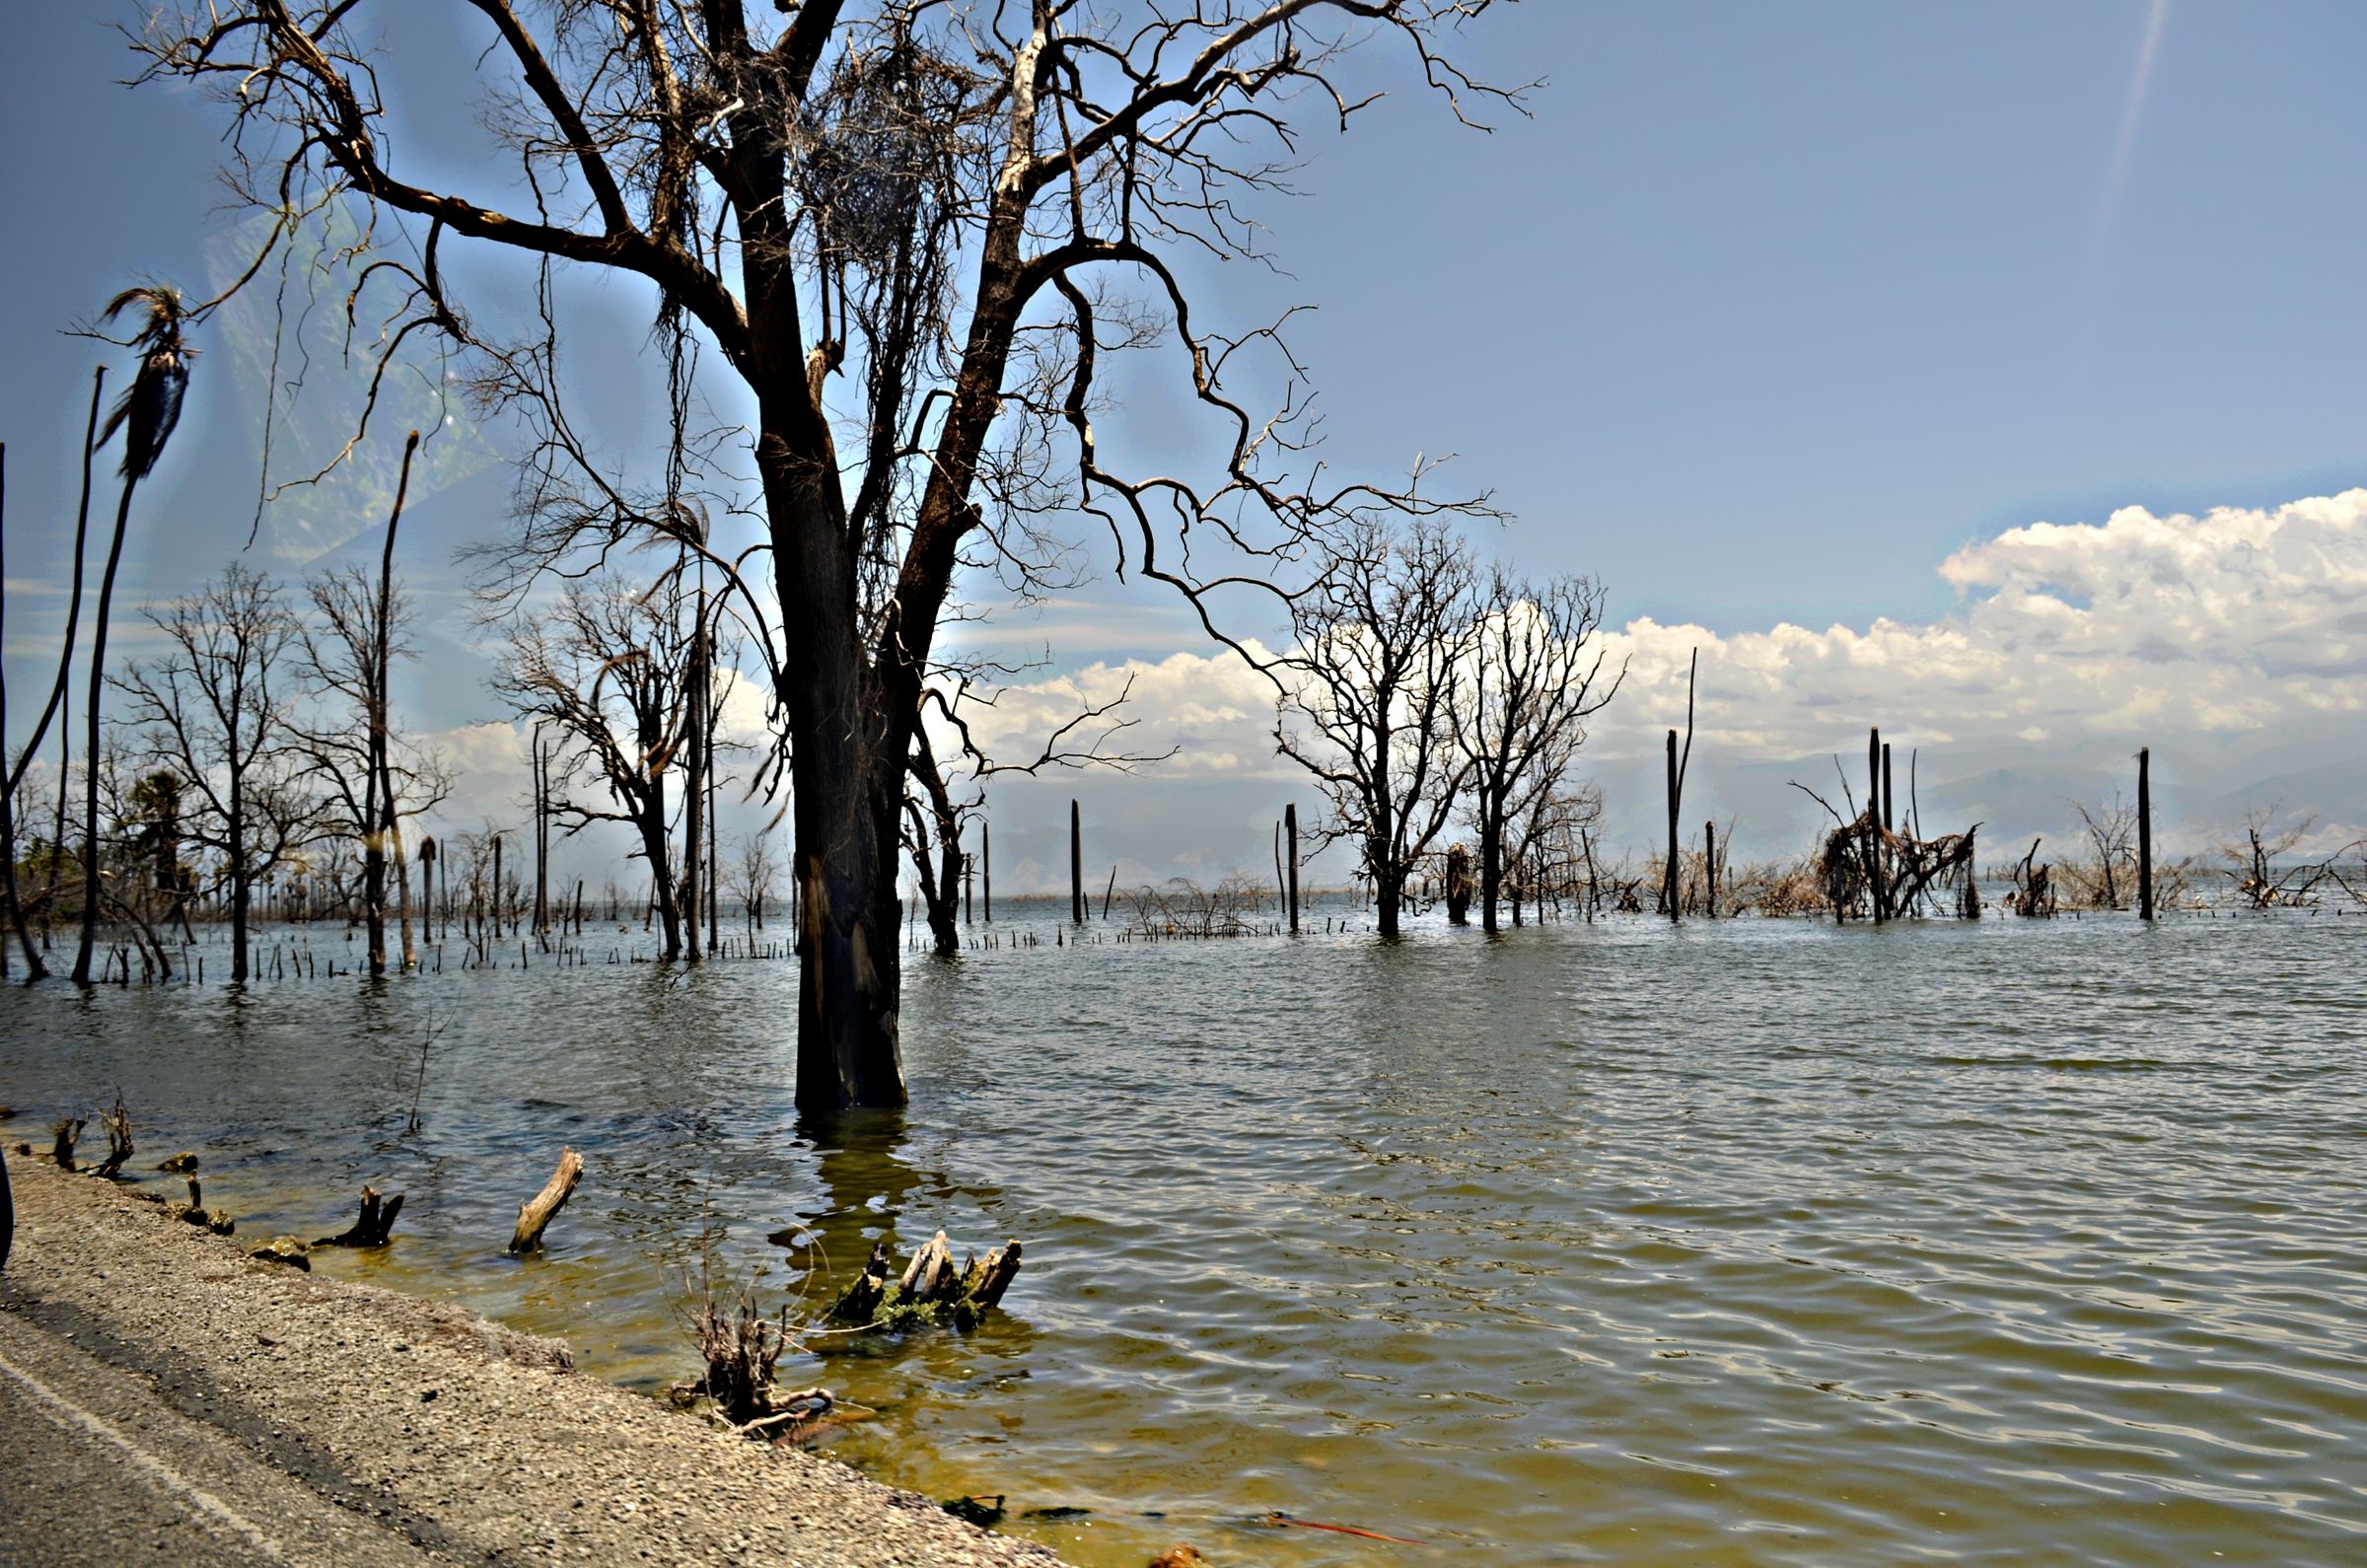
[5,902,2365,1563]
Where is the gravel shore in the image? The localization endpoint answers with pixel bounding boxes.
[0,1153,1062,1565]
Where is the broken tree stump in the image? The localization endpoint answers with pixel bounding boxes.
[509,1147,582,1253]
[50,1117,86,1173]
[317,1185,404,1247]
[825,1229,1024,1335]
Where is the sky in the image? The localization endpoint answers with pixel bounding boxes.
[4,2,2367,891]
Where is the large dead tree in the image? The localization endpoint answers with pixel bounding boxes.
[1275,517,1479,937]
[140,0,1521,1109]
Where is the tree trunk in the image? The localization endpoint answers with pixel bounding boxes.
[1867,727,1886,925]
[684,609,704,963]
[1663,728,1681,921]
[1478,795,1504,934]
[639,811,681,962]
[229,780,251,983]
[2136,747,2154,921]
[74,477,141,984]
[1284,804,1299,935]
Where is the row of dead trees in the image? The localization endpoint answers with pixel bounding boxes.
[2,420,449,985]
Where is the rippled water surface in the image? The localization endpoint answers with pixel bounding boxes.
[5,904,2366,1564]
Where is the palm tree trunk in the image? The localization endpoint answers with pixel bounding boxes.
[72,475,138,984]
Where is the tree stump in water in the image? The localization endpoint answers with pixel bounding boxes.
[825,1230,1023,1334]
[1444,844,1473,926]
[509,1148,582,1252]
[317,1185,404,1247]
[50,1118,86,1174]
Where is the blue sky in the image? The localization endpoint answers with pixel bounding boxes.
[5,3,2367,882]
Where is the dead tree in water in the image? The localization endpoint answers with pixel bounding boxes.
[902,672,1161,956]
[1821,812,1980,921]
[140,1,1524,1113]
[113,567,314,981]
[2005,836,2055,917]
[2219,807,2352,908]
[2063,792,2139,910]
[1451,568,1622,934]
[1794,774,1980,921]
[1276,518,1480,937]
[292,454,451,975]
[1443,843,1474,925]
[495,579,697,960]
[2,379,109,980]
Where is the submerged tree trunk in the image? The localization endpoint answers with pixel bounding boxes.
[74,477,141,984]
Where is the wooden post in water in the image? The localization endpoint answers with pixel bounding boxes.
[1881,742,1894,832]
[1867,728,1885,925]
[1704,820,1718,918]
[1069,800,1084,925]
[964,850,973,926]
[1286,803,1301,935]
[491,833,504,940]
[982,820,992,923]
[2137,746,2154,922]
[532,728,549,936]
[1664,729,1681,921]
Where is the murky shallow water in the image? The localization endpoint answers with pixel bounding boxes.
[5,903,2366,1564]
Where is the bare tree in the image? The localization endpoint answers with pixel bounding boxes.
[139,0,1523,1109]
[1275,518,1479,937]
[1452,567,1622,933]
[293,541,453,975]
[493,577,697,959]
[111,566,314,981]
[902,665,1163,957]
[2219,806,2351,909]
[727,830,781,935]
[2064,791,2137,910]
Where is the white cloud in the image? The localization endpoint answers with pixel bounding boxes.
[947,487,2367,877]
[1588,488,2367,767]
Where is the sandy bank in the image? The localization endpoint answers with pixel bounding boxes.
[0,1153,1060,1565]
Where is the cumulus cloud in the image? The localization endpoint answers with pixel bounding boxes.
[1588,488,2367,767]
[960,489,2367,778]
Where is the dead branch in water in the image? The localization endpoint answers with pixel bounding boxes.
[94,1091,133,1178]
[509,1148,582,1253]
[1798,787,1980,922]
[317,1185,404,1247]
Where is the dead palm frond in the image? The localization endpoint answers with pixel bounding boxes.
[95,287,191,480]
